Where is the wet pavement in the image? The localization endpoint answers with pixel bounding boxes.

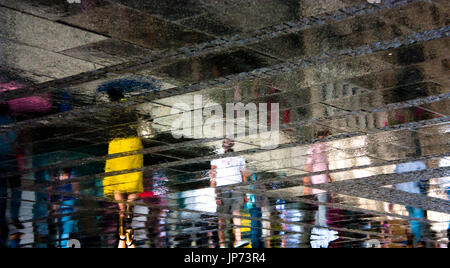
[0,0,449,248]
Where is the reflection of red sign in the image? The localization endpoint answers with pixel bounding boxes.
[0,81,52,114]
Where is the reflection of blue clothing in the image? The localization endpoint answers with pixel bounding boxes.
[97,79,160,95]
[245,175,258,210]
[8,237,20,248]
[394,161,427,242]
[407,206,424,240]
[246,174,264,248]
[57,93,76,248]
[55,175,76,248]
[32,154,51,248]
[0,114,14,125]
[31,147,85,247]
[60,92,72,113]
[0,114,21,229]
[0,134,16,157]
[55,184,75,204]
[250,207,263,248]
[0,115,17,160]
[59,199,75,248]
[32,153,77,247]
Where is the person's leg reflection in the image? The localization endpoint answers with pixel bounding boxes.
[447,188,450,233]
[218,217,226,248]
[299,202,313,247]
[9,176,23,229]
[231,192,248,248]
[125,193,138,248]
[448,188,450,248]
[0,180,7,248]
[315,193,329,228]
[60,208,75,248]
[232,210,242,244]
[406,206,424,245]
[114,191,127,248]
[250,207,263,248]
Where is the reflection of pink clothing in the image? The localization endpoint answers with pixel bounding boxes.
[0,81,52,113]
[8,95,52,113]
[0,81,22,92]
[306,143,330,194]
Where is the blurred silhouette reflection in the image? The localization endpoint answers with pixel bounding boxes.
[50,168,78,248]
[394,160,427,246]
[303,130,338,248]
[97,78,161,248]
[104,134,143,249]
[141,170,169,248]
[393,126,434,247]
[210,139,251,248]
[439,157,450,247]
[245,174,269,248]
[99,83,146,248]
[0,103,24,248]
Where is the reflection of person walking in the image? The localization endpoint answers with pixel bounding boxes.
[0,103,24,248]
[52,168,77,248]
[438,157,450,240]
[440,157,450,203]
[303,130,339,248]
[98,81,149,248]
[104,137,143,248]
[210,139,251,248]
[304,130,333,227]
[394,160,427,246]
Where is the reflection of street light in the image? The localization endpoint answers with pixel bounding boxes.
[367,0,382,3]
[67,0,81,3]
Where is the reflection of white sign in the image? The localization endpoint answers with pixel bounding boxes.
[367,0,382,3]
[67,0,81,3]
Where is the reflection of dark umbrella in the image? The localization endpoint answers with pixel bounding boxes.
[97,79,161,102]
